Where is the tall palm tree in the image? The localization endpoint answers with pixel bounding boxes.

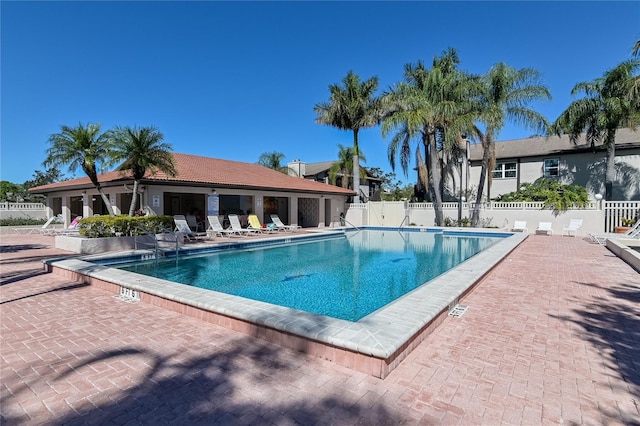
[110,126,176,216]
[43,123,116,216]
[257,151,291,174]
[470,63,551,226]
[328,144,367,188]
[381,49,479,225]
[314,70,381,203]
[552,59,640,200]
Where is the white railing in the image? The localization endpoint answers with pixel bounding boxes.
[0,202,46,210]
[604,201,640,231]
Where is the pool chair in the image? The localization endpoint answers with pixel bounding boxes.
[535,222,553,236]
[13,215,58,234]
[247,214,278,234]
[511,220,528,233]
[206,215,233,238]
[48,216,83,236]
[588,221,640,245]
[174,216,209,242]
[186,214,205,232]
[228,214,258,235]
[562,218,583,237]
[270,214,301,232]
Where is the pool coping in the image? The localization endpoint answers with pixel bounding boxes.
[46,227,528,378]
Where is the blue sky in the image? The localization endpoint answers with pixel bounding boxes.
[1,1,638,186]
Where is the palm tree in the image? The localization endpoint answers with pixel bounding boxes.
[381,49,479,225]
[314,70,381,203]
[470,63,551,226]
[257,151,291,174]
[552,59,640,200]
[110,126,176,216]
[44,123,116,216]
[328,144,367,188]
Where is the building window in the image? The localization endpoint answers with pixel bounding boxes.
[543,158,559,177]
[492,162,517,179]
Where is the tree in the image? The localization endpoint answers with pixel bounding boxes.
[494,178,590,214]
[552,59,640,200]
[110,126,176,216]
[24,167,65,188]
[257,152,291,174]
[381,49,478,225]
[470,63,551,226]
[44,123,116,215]
[314,70,382,203]
[20,167,65,203]
[328,144,366,188]
[368,168,414,201]
[0,181,22,202]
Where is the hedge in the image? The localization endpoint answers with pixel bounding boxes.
[78,215,175,238]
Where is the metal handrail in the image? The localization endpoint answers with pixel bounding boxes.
[399,215,410,229]
[134,225,179,263]
[333,215,361,231]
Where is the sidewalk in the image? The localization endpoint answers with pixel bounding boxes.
[1,233,638,425]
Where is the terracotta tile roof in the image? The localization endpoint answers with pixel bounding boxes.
[469,127,640,161]
[29,153,356,195]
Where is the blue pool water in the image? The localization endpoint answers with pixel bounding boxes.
[118,230,503,321]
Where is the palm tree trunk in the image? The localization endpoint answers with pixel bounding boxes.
[86,171,115,216]
[427,133,444,226]
[353,130,360,203]
[129,180,139,216]
[605,137,616,200]
[96,184,115,216]
[471,136,491,227]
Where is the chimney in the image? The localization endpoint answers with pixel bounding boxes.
[287,159,305,178]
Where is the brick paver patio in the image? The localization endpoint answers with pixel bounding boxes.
[1,233,638,425]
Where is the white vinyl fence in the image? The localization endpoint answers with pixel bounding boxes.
[345,201,640,235]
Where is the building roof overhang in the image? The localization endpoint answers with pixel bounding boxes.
[29,153,356,196]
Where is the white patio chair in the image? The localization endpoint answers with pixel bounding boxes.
[511,220,528,234]
[562,218,583,236]
[535,222,553,236]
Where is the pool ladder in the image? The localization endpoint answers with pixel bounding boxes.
[134,225,180,263]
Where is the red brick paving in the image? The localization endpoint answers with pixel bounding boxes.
[1,233,639,425]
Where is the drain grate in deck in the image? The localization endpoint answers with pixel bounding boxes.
[448,304,469,318]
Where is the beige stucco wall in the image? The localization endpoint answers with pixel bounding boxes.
[43,184,349,229]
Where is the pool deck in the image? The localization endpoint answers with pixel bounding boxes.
[1,232,639,424]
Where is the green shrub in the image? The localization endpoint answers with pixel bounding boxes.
[78,215,174,238]
[0,218,48,227]
[443,216,471,227]
[494,178,589,214]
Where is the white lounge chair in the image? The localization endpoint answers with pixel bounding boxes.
[270,214,301,232]
[535,222,553,236]
[511,221,528,233]
[206,215,236,238]
[562,218,583,236]
[186,214,205,232]
[174,215,209,242]
[228,214,256,235]
[588,221,640,245]
[47,216,83,236]
[12,216,58,234]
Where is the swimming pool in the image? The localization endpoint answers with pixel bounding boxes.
[116,230,502,321]
[48,227,527,378]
